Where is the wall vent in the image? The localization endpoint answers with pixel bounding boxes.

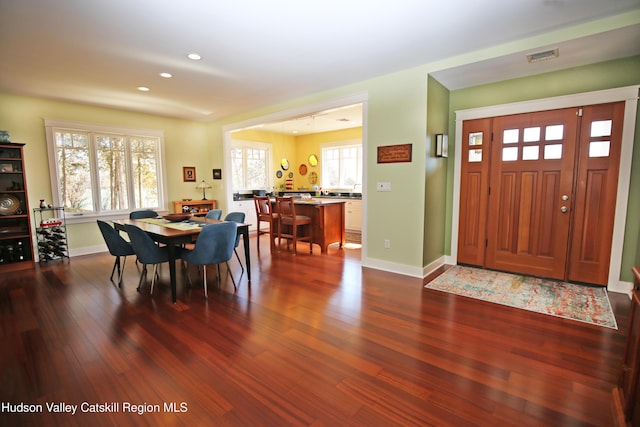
[527,48,559,63]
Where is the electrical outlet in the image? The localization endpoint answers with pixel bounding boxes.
[384,239,390,249]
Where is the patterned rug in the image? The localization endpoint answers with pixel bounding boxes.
[425,265,617,329]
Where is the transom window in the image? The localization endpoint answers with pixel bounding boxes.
[44,119,165,219]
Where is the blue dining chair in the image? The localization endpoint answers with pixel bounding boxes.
[129,209,158,219]
[205,209,223,220]
[97,220,135,287]
[182,222,237,298]
[123,223,182,295]
[224,211,246,273]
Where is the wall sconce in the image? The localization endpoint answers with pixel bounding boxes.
[435,134,448,158]
[196,180,212,200]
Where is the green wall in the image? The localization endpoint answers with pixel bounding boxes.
[424,76,450,265]
[445,55,640,282]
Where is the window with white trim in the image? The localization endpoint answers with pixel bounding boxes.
[321,140,362,189]
[44,119,165,217]
[230,140,272,191]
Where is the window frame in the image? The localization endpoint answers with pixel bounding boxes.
[320,139,362,190]
[44,119,167,223]
[230,139,273,192]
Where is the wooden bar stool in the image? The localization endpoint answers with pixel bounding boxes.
[275,196,312,255]
[253,195,278,252]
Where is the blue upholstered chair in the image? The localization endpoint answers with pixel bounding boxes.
[182,222,238,298]
[123,223,182,295]
[129,209,158,219]
[224,211,246,273]
[97,220,135,287]
[205,209,223,220]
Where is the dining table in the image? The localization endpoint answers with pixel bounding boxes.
[113,217,250,303]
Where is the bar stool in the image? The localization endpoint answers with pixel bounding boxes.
[253,195,278,251]
[275,196,312,255]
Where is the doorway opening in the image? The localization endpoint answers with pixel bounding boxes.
[222,94,368,257]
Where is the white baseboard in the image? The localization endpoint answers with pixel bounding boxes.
[608,280,633,296]
[361,256,424,278]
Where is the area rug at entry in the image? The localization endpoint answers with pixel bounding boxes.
[424,265,618,329]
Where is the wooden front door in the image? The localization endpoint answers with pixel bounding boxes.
[457,102,624,285]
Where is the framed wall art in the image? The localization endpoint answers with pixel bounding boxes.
[183,166,196,182]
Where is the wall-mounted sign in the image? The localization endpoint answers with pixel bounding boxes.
[377,143,412,163]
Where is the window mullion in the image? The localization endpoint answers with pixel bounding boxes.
[88,132,101,212]
[124,136,135,209]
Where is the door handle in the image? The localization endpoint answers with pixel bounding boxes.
[561,206,568,213]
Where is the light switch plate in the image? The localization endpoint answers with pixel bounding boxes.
[376,182,391,192]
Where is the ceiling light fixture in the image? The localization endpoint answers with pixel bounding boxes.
[137,86,150,92]
[159,72,172,78]
[187,53,201,61]
[526,48,559,63]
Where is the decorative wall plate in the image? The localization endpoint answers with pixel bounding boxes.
[308,154,318,167]
[299,164,307,175]
[288,172,294,178]
[276,170,283,178]
[308,171,317,185]
[280,158,290,170]
[0,194,20,215]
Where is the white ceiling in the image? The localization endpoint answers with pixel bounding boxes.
[1,0,639,132]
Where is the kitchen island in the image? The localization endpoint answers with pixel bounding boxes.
[274,198,345,254]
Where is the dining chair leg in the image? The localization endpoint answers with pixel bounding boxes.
[226,262,237,290]
[234,248,244,273]
[150,264,159,295]
[110,256,120,282]
[137,265,147,292]
[117,256,128,287]
[203,265,208,299]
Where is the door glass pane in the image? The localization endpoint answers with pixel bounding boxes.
[502,147,518,161]
[468,149,482,162]
[522,146,539,160]
[591,120,612,137]
[469,132,483,146]
[545,125,564,140]
[523,127,541,142]
[589,141,610,157]
[503,129,519,144]
[544,144,563,159]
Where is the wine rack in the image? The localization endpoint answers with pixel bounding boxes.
[33,207,69,262]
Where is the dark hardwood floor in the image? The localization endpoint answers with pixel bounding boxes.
[0,235,630,426]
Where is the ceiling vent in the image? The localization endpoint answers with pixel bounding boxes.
[527,48,559,63]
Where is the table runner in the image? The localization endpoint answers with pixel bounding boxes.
[138,217,202,231]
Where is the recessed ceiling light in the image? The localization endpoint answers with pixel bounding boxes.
[159,72,172,78]
[187,53,201,61]
[137,86,150,92]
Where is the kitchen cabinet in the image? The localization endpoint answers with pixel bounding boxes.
[345,199,362,231]
[0,143,34,271]
[230,200,257,233]
[173,199,216,216]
